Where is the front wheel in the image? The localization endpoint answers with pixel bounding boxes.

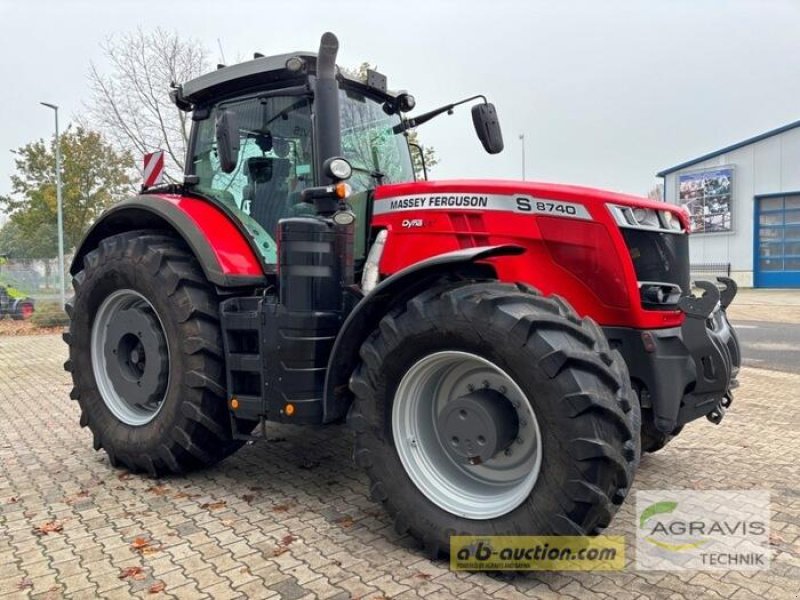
[349,281,639,556]
[64,231,244,476]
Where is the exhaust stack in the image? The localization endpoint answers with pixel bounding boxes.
[315,32,342,187]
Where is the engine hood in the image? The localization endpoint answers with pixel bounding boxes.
[374,179,677,212]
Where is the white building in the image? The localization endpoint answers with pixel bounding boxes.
[659,119,800,288]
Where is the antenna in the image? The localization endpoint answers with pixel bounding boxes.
[217,38,227,64]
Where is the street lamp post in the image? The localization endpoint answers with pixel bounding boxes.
[41,102,66,309]
[518,133,526,181]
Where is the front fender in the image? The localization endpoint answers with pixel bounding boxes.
[70,194,268,287]
[321,244,525,423]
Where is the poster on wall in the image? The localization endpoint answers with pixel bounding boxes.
[678,167,733,233]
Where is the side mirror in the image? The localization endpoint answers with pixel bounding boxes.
[471,103,504,154]
[215,109,240,173]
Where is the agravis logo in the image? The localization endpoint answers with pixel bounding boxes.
[636,491,770,571]
[640,500,707,552]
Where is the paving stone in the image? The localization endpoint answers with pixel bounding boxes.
[1,333,797,599]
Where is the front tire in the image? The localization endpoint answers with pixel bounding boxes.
[349,281,639,556]
[64,231,243,476]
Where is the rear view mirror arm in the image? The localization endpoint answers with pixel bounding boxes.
[392,95,488,134]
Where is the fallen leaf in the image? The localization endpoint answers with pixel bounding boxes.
[271,503,295,513]
[200,500,227,511]
[66,490,90,504]
[148,581,166,594]
[7,496,18,504]
[17,578,33,590]
[34,520,64,535]
[334,516,355,528]
[299,460,319,470]
[44,586,61,600]
[130,537,151,552]
[118,472,133,481]
[272,533,297,556]
[413,572,433,581]
[146,485,170,496]
[248,486,265,492]
[241,494,256,504]
[769,532,786,546]
[119,566,146,581]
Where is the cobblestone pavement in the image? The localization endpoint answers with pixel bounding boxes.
[0,334,798,599]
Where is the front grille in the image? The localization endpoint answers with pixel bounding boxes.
[621,229,690,308]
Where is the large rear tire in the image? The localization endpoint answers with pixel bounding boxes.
[64,231,243,476]
[348,281,639,556]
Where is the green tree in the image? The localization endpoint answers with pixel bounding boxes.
[343,62,439,179]
[0,126,133,257]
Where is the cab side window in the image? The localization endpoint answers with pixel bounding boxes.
[191,96,314,249]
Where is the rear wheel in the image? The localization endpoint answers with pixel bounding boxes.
[64,231,243,476]
[12,300,34,320]
[349,281,639,556]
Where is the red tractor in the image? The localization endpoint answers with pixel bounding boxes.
[65,33,739,555]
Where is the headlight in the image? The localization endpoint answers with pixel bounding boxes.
[631,207,660,228]
[324,157,353,180]
[607,204,685,233]
[660,210,683,231]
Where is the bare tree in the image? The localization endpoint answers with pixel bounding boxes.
[86,28,209,182]
[647,183,665,201]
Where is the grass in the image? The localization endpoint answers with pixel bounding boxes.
[28,302,70,328]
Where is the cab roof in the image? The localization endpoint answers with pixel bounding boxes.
[178,51,399,108]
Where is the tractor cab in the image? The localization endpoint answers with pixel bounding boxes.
[172,41,500,265]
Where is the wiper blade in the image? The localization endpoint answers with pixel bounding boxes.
[351,164,385,183]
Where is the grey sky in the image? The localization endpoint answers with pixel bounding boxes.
[1,0,799,200]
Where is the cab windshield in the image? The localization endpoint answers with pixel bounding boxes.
[339,88,415,192]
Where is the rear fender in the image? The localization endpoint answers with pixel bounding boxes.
[70,194,267,287]
[321,244,525,423]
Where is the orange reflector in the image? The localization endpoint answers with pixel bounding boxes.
[284,403,295,416]
[230,398,240,410]
[334,182,349,199]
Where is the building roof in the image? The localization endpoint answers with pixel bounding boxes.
[657,118,800,177]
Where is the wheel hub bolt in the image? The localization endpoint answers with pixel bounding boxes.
[482,380,490,388]
[467,384,475,392]
[504,448,513,456]
[516,438,523,445]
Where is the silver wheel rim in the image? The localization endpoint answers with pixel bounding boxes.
[392,351,542,520]
[90,289,170,426]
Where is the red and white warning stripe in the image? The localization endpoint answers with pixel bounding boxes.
[143,150,165,188]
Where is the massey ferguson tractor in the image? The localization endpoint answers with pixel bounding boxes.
[64,33,740,555]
